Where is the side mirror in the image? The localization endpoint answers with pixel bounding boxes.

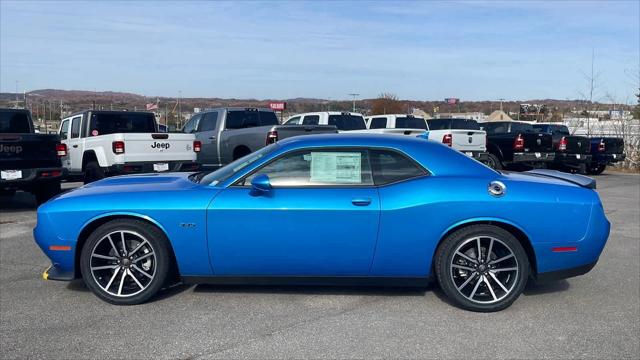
[251,174,271,192]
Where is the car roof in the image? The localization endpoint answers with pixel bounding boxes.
[274,133,495,177]
[202,107,273,112]
[289,111,363,117]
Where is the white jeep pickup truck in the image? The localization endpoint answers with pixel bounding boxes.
[58,110,199,183]
[421,118,488,162]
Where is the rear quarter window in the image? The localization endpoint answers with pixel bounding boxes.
[369,117,387,129]
[369,149,426,185]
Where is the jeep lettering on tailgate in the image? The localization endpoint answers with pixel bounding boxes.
[151,142,170,150]
[0,144,23,154]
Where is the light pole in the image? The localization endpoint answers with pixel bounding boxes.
[348,93,359,112]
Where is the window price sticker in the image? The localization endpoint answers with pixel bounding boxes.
[310,152,362,184]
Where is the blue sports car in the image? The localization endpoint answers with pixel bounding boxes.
[34,134,610,311]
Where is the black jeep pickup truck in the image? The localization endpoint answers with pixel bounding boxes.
[587,137,625,175]
[0,108,67,204]
[480,121,555,170]
[532,124,591,173]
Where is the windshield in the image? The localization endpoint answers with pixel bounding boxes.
[90,112,157,135]
[0,110,32,133]
[198,144,278,185]
[328,114,366,130]
[395,117,427,129]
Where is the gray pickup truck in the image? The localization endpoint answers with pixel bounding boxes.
[183,107,337,169]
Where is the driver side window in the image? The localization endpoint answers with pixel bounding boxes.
[242,149,373,187]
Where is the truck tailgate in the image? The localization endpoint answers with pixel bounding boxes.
[451,130,486,152]
[120,133,197,163]
[0,133,61,169]
[522,132,553,152]
[564,136,591,154]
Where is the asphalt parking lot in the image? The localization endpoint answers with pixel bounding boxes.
[1,173,639,359]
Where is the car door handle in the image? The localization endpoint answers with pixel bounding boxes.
[351,198,372,206]
[72,145,78,148]
[209,136,216,140]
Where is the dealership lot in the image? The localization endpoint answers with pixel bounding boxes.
[1,173,638,359]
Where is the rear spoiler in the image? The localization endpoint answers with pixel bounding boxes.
[525,169,596,189]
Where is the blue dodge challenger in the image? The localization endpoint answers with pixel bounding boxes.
[34,134,610,311]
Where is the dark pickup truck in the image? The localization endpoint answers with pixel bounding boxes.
[480,121,555,170]
[587,137,625,175]
[532,124,592,173]
[0,108,67,204]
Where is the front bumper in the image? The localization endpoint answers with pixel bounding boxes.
[42,264,74,281]
[106,161,200,175]
[1,167,67,190]
[513,152,555,163]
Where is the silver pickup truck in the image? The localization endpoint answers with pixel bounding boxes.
[183,107,337,169]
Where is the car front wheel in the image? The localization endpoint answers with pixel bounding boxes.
[435,225,529,312]
[80,219,170,305]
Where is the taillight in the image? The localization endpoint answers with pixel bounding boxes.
[598,139,605,152]
[193,140,201,153]
[266,130,278,145]
[442,134,452,147]
[56,143,67,157]
[112,141,125,154]
[558,137,567,151]
[513,134,524,151]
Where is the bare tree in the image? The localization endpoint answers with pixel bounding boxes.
[371,93,404,115]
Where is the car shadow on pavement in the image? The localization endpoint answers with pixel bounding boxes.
[192,284,429,297]
[523,279,570,295]
[0,193,37,212]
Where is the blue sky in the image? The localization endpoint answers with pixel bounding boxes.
[1,0,638,101]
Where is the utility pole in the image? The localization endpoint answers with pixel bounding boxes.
[348,93,359,112]
[14,80,19,109]
[178,90,182,128]
[498,98,505,112]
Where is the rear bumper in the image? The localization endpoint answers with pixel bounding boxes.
[513,152,555,163]
[593,153,625,165]
[1,167,67,190]
[106,161,200,175]
[535,260,598,283]
[463,151,488,161]
[554,152,592,164]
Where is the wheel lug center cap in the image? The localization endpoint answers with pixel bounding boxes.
[122,258,131,267]
[478,264,486,272]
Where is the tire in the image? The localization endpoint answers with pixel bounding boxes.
[586,163,606,175]
[435,225,530,312]
[34,181,61,205]
[0,189,16,197]
[84,161,105,184]
[485,153,503,170]
[233,146,251,161]
[80,219,171,305]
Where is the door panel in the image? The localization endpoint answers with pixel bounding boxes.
[67,116,83,171]
[207,187,380,275]
[196,112,220,167]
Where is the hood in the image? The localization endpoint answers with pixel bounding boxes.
[57,172,202,200]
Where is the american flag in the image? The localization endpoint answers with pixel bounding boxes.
[146,103,159,110]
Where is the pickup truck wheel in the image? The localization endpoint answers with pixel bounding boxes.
[485,154,503,170]
[435,225,529,312]
[0,189,16,197]
[586,163,606,175]
[84,161,105,184]
[80,219,170,305]
[34,181,61,205]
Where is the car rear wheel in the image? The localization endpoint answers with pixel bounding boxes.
[485,154,503,170]
[84,161,105,184]
[80,219,170,305]
[435,225,529,312]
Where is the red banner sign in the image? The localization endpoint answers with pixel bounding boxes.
[269,102,286,111]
